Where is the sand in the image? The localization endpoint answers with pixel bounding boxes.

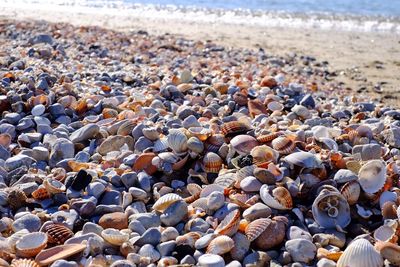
[1,5,399,106]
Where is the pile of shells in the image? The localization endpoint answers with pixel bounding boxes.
[0,18,400,267]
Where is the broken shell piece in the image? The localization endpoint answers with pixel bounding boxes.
[358,160,386,194]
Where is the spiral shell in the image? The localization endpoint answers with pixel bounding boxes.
[206,235,234,255]
[245,218,271,242]
[10,259,40,267]
[340,180,360,205]
[271,135,296,154]
[337,238,383,267]
[167,129,188,153]
[16,232,48,258]
[215,209,241,236]
[101,229,129,246]
[153,193,183,212]
[43,178,66,194]
[358,160,386,194]
[221,121,250,139]
[42,223,74,245]
[260,185,293,210]
[203,152,223,173]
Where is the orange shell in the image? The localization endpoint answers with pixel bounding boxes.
[215,209,241,236]
[32,187,50,201]
[133,152,157,175]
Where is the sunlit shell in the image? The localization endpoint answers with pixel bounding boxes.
[153,137,169,153]
[42,223,74,245]
[340,180,360,205]
[204,134,225,153]
[337,239,383,267]
[235,165,255,186]
[206,235,234,255]
[101,229,129,246]
[188,127,212,141]
[215,209,241,236]
[230,135,259,155]
[49,168,67,182]
[142,127,160,141]
[58,95,77,108]
[221,121,250,139]
[250,145,279,166]
[375,241,400,266]
[153,193,183,212]
[31,187,50,200]
[187,137,204,154]
[0,133,11,148]
[256,132,284,143]
[117,120,136,136]
[133,152,157,175]
[35,244,86,266]
[10,259,40,267]
[28,95,50,107]
[358,160,386,194]
[382,201,398,220]
[176,232,202,247]
[16,232,48,258]
[260,185,293,210]
[43,178,66,194]
[167,129,188,153]
[271,135,296,154]
[102,108,118,119]
[214,172,237,188]
[229,193,258,209]
[157,257,178,266]
[374,224,398,243]
[8,229,30,252]
[245,218,271,242]
[203,152,223,173]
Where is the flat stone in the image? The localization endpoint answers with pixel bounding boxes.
[31,104,46,116]
[157,240,176,257]
[99,212,128,230]
[243,251,271,267]
[135,227,161,246]
[287,226,312,241]
[5,154,36,171]
[87,182,106,199]
[129,213,161,229]
[70,123,99,143]
[285,238,316,263]
[243,203,272,221]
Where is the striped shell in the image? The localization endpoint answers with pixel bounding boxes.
[153,193,183,212]
[187,137,204,154]
[31,187,50,200]
[340,180,361,205]
[203,152,223,173]
[235,165,255,187]
[215,209,241,236]
[256,132,283,143]
[271,135,296,154]
[102,108,118,119]
[16,232,48,258]
[221,121,250,139]
[153,137,169,153]
[10,259,40,267]
[337,239,383,267]
[43,178,66,194]
[358,160,386,194]
[250,145,279,166]
[206,235,235,255]
[42,223,74,245]
[101,229,129,246]
[204,134,225,153]
[245,218,271,242]
[229,193,258,209]
[260,185,293,210]
[35,244,86,266]
[167,129,188,153]
[117,120,136,136]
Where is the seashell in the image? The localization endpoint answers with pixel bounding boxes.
[292,104,311,119]
[245,218,271,241]
[204,134,225,153]
[346,160,362,173]
[312,187,350,229]
[167,129,188,153]
[235,165,255,186]
[102,108,118,119]
[256,132,284,143]
[229,192,258,209]
[101,229,129,246]
[358,160,386,194]
[271,135,297,154]
[200,184,224,198]
[375,241,400,266]
[7,188,27,210]
[58,95,77,108]
[337,238,383,267]
[213,172,236,187]
[117,120,136,136]
[16,232,48,258]
[8,229,30,252]
[356,204,373,219]
[176,232,202,247]
[43,178,66,194]
[157,257,178,266]
[142,127,160,141]
[230,135,259,155]
[133,152,157,175]
[374,224,398,243]
[35,244,86,266]
[0,133,11,148]
[317,248,343,261]
[260,185,293,210]
[10,259,40,267]
[203,152,223,173]
[153,193,183,212]
[172,154,189,171]
[153,137,169,153]
[31,187,50,200]
[253,216,287,250]
[340,180,360,205]
[206,235,234,255]
[188,127,212,141]
[382,201,398,219]
[187,137,204,154]
[41,223,74,245]
[221,121,250,139]
[250,145,279,166]
[215,209,241,236]
[283,151,322,169]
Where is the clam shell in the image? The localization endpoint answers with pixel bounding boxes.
[187,137,204,154]
[153,193,183,212]
[176,232,202,247]
[245,218,271,241]
[41,223,74,245]
[374,225,397,243]
[375,241,400,265]
[153,137,169,153]
[43,178,66,194]
[358,160,386,194]
[235,165,255,186]
[340,180,360,205]
[142,127,160,141]
[35,244,86,266]
[215,209,241,236]
[221,121,250,139]
[8,229,30,252]
[188,127,212,141]
[230,135,259,155]
[203,152,223,173]
[256,132,283,143]
[250,145,279,166]
[101,229,130,246]
[206,235,234,255]
[16,232,48,258]
[271,135,296,154]
[337,238,383,267]
[133,152,157,175]
[167,129,188,153]
[260,185,293,210]
[10,259,40,267]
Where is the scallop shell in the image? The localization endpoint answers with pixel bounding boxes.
[0,133,11,148]
[221,121,250,139]
[16,232,48,258]
[358,160,386,194]
[188,127,212,141]
[256,132,283,143]
[375,241,400,266]
[235,165,255,186]
[153,137,169,153]
[41,223,74,245]
[260,185,293,210]
[230,135,259,155]
[206,235,234,255]
[337,238,383,267]
[8,229,30,252]
[245,218,271,242]
[167,129,188,153]
[101,229,130,246]
[10,259,40,267]
[43,178,66,194]
[271,135,296,154]
[340,180,360,205]
[215,209,241,236]
[187,137,204,154]
[203,152,223,173]
[374,224,398,243]
[153,193,183,212]
[35,244,86,266]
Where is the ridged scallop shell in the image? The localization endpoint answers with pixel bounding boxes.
[206,235,234,255]
[16,232,48,258]
[167,129,188,153]
[8,229,30,252]
[203,152,223,173]
[235,165,255,186]
[102,108,118,119]
[176,232,202,247]
[250,145,279,166]
[214,172,236,187]
[337,238,383,267]
[215,209,241,236]
[187,137,204,154]
[271,135,296,154]
[358,160,386,194]
[260,185,293,210]
[153,193,183,212]
[10,259,40,267]
[230,135,259,155]
[375,241,400,266]
[35,244,86,266]
[204,134,225,153]
[374,224,398,243]
[117,120,135,136]
[42,223,74,245]
[188,127,212,141]
[340,180,360,205]
[43,178,66,194]
[256,132,284,143]
[153,137,169,153]
[245,218,271,242]
[142,127,160,141]
[101,229,129,246]
[221,121,250,139]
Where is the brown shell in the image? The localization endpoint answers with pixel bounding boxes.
[102,108,118,119]
[256,132,283,143]
[8,188,27,210]
[271,135,296,154]
[133,152,157,175]
[11,259,40,267]
[221,121,250,139]
[245,218,271,241]
[215,209,241,236]
[203,152,223,173]
[117,120,136,136]
[176,232,202,247]
[340,180,360,205]
[42,223,74,245]
[382,201,398,220]
[31,187,50,201]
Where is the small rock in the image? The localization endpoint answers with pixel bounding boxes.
[5,154,36,171]
[240,176,262,192]
[317,258,336,267]
[243,251,271,267]
[70,123,99,143]
[12,214,41,232]
[198,254,225,267]
[287,226,312,241]
[160,200,188,226]
[285,238,317,263]
[253,168,276,184]
[31,104,46,116]
[135,227,161,246]
[99,212,128,230]
[243,203,272,221]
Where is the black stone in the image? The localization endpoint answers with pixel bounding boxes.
[70,169,92,191]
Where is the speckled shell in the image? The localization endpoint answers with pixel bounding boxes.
[101,229,129,246]
[42,223,74,245]
[245,218,271,242]
[337,239,383,267]
[221,121,250,139]
[153,193,183,212]
[10,259,40,267]
[358,160,386,194]
[215,209,241,236]
[260,185,293,210]
[203,152,223,173]
[206,235,235,255]
[43,178,66,194]
[16,232,48,258]
[167,129,188,153]
[230,135,259,155]
[271,135,296,154]
[340,180,361,205]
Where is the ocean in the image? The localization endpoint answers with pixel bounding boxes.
[3,0,400,33]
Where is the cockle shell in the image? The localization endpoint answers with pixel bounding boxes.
[374,223,398,243]
[206,235,234,255]
[221,121,250,139]
[153,193,183,212]
[340,180,360,205]
[337,238,383,267]
[176,232,202,247]
[41,223,74,245]
[167,129,188,153]
[101,229,130,246]
[230,135,259,155]
[142,127,159,141]
[203,152,223,173]
[35,244,86,266]
[43,178,66,194]
[271,135,296,154]
[10,259,40,267]
[250,145,279,166]
[260,185,293,210]
[256,132,283,143]
[153,138,169,153]
[215,209,241,236]
[245,218,271,241]
[358,160,386,194]
[375,241,400,266]
[16,232,48,258]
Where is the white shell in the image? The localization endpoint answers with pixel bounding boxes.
[374,224,397,243]
[16,232,48,257]
[8,229,29,252]
[153,193,183,212]
[101,229,129,246]
[260,184,292,210]
[153,137,169,153]
[358,160,386,194]
[167,129,188,153]
[337,238,383,267]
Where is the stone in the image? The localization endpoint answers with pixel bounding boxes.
[135,227,161,246]
[382,127,400,148]
[287,226,312,241]
[32,146,49,161]
[243,203,272,221]
[31,104,46,116]
[49,138,74,167]
[160,200,188,226]
[253,168,276,184]
[157,240,176,257]
[12,214,41,232]
[129,213,161,229]
[99,212,128,230]
[87,182,106,199]
[240,176,262,192]
[128,219,147,235]
[243,251,271,267]
[70,123,99,143]
[352,143,382,160]
[317,258,336,267]
[285,238,317,263]
[5,154,36,171]
[198,254,225,267]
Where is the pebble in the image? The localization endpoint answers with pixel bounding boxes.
[240,176,263,192]
[135,227,161,246]
[160,200,188,226]
[198,254,225,267]
[98,212,128,230]
[70,123,100,143]
[4,154,36,171]
[243,202,272,221]
[157,240,176,257]
[31,104,46,116]
[285,239,317,263]
[287,226,313,241]
[12,214,41,232]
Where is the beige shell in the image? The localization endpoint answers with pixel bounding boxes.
[35,244,86,266]
[203,152,223,173]
[260,185,293,210]
[43,178,66,194]
[10,259,40,267]
[245,218,271,242]
[340,180,361,205]
[8,229,30,252]
[101,229,130,246]
[271,135,296,154]
[16,232,48,258]
[215,209,241,236]
[375,241,400,266]
[250,145,279,166]
[230,135,259,155]
[358,160,386,194]
[206,235,234,255]
[167,129,188,153]
[188,127,212,141]
[153,193,183,212]
[337,238,383,267]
